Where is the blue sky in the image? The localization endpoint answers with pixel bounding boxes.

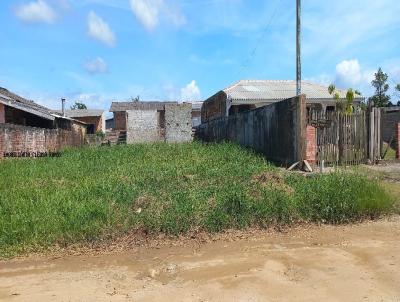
[0,0,400,112]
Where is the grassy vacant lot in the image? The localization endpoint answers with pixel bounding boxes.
[0,142,396,257]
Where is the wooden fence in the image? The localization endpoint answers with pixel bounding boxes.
[308,110,367,165]
[196,95,306,166]
[307,108,381,166]
[369,108,381,162]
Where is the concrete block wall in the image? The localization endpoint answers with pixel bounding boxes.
[306,125,317,164]
[381,108,400,146]
[165,104,192,143]
[126,109,164,144]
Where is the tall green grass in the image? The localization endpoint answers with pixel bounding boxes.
[0,142,394,257]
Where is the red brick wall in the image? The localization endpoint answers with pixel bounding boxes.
[0,124,85,158]
[0,103,5,124]
[114,112,127,130]
[306,125,317,164]
[397,123,400,160]
[201,91,227,123]
[73,116,103,133]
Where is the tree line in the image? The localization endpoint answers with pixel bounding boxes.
[330,67,400,113]
[369,67,400,107]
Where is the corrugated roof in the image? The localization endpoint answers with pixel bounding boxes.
[184,101,203,111]
[110,101,178,112]
[222,80,364,101]
[0,87,55,120]
[52,109,104,118]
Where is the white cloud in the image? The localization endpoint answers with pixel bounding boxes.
[87,11,116,47]
[74,93,104,105]
[129,0,185,31]
[83,57,108,74]
[181,80,200,101]
[15,0,57,24]
[334,59,374,92]
[130,0,161,31]
[335,60,363,87]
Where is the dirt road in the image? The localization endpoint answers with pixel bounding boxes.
[1,217,400,302]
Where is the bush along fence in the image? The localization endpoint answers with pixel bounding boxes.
[0,123,85,158]
[196,95,306,166]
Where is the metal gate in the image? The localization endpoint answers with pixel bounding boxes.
[308,110,368,166]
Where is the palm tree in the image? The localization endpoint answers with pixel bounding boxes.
[328,84,355,114]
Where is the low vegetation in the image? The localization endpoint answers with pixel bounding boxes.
[0,142,395,257]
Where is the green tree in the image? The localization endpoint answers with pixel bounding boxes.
[131,95,140,102]
[328,84,355,114]
[396,84,400,106]
[71,102,87,110]
[369,68,390,107]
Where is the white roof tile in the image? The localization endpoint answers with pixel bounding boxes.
[223,80,363,101]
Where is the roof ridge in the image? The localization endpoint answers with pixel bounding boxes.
[111,100,178,103]
[0,87,52,113]
[223,80,243,93]
[215,79,365,102]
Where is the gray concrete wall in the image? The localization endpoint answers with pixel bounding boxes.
[125,104,193,144]
[126,110,164,144]
[165,104,192,142]
[196,95,306,166]
[381,107,400,147]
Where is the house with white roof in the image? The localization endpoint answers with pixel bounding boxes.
[201,80,364,123]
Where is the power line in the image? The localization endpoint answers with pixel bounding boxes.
[235,0,284,77]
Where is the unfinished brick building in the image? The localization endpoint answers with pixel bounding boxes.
[109,101,192,143]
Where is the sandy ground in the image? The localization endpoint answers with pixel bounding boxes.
[1,217,400,302]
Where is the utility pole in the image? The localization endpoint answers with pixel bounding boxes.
[61,98,66,117]
[296,0,301,95]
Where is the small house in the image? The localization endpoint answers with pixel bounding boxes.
[1,87,56,128]
[0,87,87,132]
[0,88,87,158]
[53,109,105,134]
[201,80,364,123]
